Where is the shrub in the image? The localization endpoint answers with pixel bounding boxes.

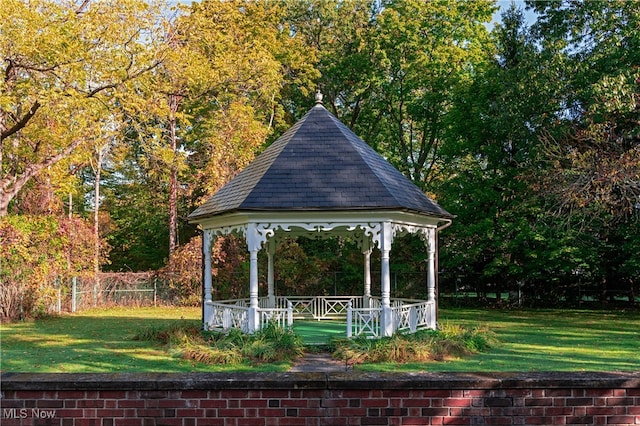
[0,215,97,320]
[332,323,497,365]
[135,321,304,365]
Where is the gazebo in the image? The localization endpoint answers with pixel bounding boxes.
[188,93,453,338]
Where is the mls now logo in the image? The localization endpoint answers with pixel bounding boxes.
[3,408,57,419]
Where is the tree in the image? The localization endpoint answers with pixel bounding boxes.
[435,4,574,303]
[0,0,165,216]
[530,0,640,222]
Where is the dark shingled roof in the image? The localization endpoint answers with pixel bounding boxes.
[188,103,452,220]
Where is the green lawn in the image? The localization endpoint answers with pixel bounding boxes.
[1,307,638,372]
[0,307,286,373]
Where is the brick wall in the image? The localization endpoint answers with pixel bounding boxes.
[1,372,639,425]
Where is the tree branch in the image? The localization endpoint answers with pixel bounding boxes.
[1,101,41,140]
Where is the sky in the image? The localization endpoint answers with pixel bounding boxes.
[494,0,539,26]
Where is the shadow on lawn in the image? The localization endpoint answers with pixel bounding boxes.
[1,313,207,372]
[428,308,640,372]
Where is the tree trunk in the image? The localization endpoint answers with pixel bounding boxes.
[93,148,103,306]
[168,93,181,257]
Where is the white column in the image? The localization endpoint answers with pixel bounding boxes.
[380,222,394,337]
[267,239,276,308]
[202,229,213,329]
[246,223,261,333]
[426,228,437,329]
[362,239,372,308]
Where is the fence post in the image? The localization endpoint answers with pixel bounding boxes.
[71,277,77,313]
[57,277,62,314]
[287,301,293,328]
[153,278,157,307]
[347,301,352,338]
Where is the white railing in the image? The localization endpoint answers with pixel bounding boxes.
[205,295,435,337]
[258,304,293,330]
[208,302,250,332]
[276,296,372,320]
[392,299,434,333]
[347,305,381,338]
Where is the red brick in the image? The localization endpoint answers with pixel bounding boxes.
[118,400,145,409]
[281,399,309,408]
[96,409,125,417]
[56,408,84,417]
[402,398,433,408]
[298,408,323,417]
[158,400,187,408]
[546,389,572,397]
[76,400,103,409]
[587,407,617,416]
[257,408,285,417]
[380,389,410,398]
[176,408,205,417]
[240,400,267,408]
[607,398,634,406]
[196,419,224,426]
[606,416,635,424]
[485,417,512,425]
[277,418,307,426]
[260,391,289,399]
[37,399,65,408]
[0,400,24,408]
[443,416,471,425]
[546,407,573,416]
[234,419,265,426]
[316,418,348,426]
[420,390,451,398]
[566,397,593,406]
[525,417,555,425]
[136,409,164,417]
[16,391,46,399]
[402,417,428,426]
[319,398,347,408]
[360,417,388,425]
[200,400,226,409]
[567,416,593,424]
[116,420,143,426]
[422,407,449,416]
[75,419,101,426]
[218,409,244,417]
[444,398,472,407]
[181,391,209,399]
[223,391,250,399]
[99,391,127,399]
[60,391,86,399]
[155,420,181,426]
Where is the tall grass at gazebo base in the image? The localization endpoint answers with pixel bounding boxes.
[331,323,497,366]
[134,321,305,365]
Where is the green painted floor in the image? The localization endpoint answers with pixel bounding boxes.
[292,320,347,345]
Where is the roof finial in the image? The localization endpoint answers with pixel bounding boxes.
[315,89,323,105]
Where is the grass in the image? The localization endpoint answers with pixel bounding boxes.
[293,320,346,345]
[0,307,287,373]
[361,308,640,372]
[1,306,639,372]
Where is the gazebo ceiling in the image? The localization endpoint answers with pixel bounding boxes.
[188,100,452,223]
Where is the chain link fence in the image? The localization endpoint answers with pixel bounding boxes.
[47,272,190,314]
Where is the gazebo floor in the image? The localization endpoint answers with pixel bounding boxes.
[292,320,347,345]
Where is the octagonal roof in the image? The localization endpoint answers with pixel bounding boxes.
[188,100,452,222]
